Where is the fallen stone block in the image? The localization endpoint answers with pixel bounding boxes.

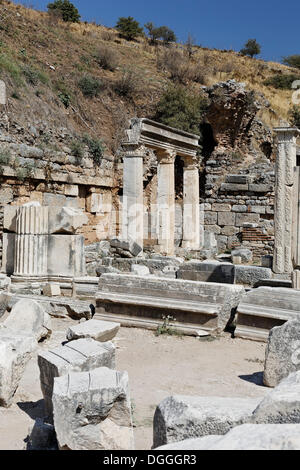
[252,371,300,423]
[1,298,51,341]
[48,206,88,234]
[96,273,245,333]
[52,367,134,450]
[43,283,61,297]
[177,261,235,284]
[234,265,272,286]
[66,319,120,343]
[231,248,252,263]
[153,395,261,448]
[263,319,300,387]
[0,332,36,407]
[38,338,115,418]
[208,423,300,450]
[235,287,300,341]
[110,238,142,258]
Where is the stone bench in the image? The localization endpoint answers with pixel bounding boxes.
[96,274,245,334]
[235,287,300,341]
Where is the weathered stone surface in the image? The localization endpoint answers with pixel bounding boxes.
[48,206,88,234]
[38,338,115,417]
[253,371,300,423]
[1,298,51,341]
[218,212,235,226]
[177,261,235,284]
[153,395,260,448]
[235,213,260,226]
[97,273,245,332]
[110,238,142,258]
[66,319,120,343]
[0,332,36,406]
[208,423,300,450]
[264,319,300,387]
[231,248,252,263]
[156,435,221,450]
[0,274,10,290]
[52,367,134,450]
[47,234,86,277]
[131,264,150,276]
[226,175,249,184]
[235,265,272,285]
[43,283,61,297]
[235,287,300,341]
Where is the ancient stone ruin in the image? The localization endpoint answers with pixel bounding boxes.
[1,71,300,450]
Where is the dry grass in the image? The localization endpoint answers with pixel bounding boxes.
[0,0,297,149]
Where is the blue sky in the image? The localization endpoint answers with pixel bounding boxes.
[18,0,299,63]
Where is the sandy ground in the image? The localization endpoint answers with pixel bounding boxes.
[0,318,269,450]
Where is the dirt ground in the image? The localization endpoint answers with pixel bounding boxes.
[0,318,269,450]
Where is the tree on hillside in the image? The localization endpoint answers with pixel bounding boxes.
[115,16,143,41]
[185,33,195,59]
[153,85,209,134]
[144,23,177,44]
[47,0,80,23]
[240,39,261,58]
[283,55,300,70]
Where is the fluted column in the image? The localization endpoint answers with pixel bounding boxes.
[182,156,201,250]
[156,148,176,256]
[14,204,48,278]
[273,127,300,274]
[122,143,145,249]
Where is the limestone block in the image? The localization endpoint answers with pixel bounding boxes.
[236,213,260,226]
[234,265,272,285]
[220,183,249,192]
[232,205,247,213]
[52,367,134,450]
[0,187,13,205]
[47,234,86,277]
[0,274,10,290]
[64,185,79,197]
[211,203,231,212]
[231,248,252,263]
[153,395,261,448]
[48,207,88,234]
[66,319,120,343]
[177,261,235,284]
[3,206,17,232]
[0,332,36,406]
[131,264,150,276]
[253,371,300,423]
[0,80,6,105]
[207,423,300,450]
[1,298,51,342]
[38,338,115,417]
[218,211,235,226]
[204,212,217,225]
[249,183,273,193]
[43,284,61,297]
[110,238,142,257]
[261,255,273,268]
[86,193,111,214]
[226,175,249,184]
[264,319,300,387]
[156,435,221,450]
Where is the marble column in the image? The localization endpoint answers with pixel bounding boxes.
[156,148,176,256]
[14,204,48,278]
[273,127,300,274]
[182,156,201,250]
[122,143,145,249]
[292,166,300,288]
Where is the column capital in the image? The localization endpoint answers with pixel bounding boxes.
[182,155,199,170]
[156,148,176,164]
[274,127,300,142]
[122,142,147,158]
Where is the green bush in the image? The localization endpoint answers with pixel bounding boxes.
[115,16,143,41]
[23,65,49,86]
[78,75,102,98]
[70,140,84,159]
[15,160,35,181]
[47,0,80,23]
[58,91,71,107]
[240,39,261,58]
[289,105,300,128]
[83,135,105,165]
[0,148,11,174]
[264,74,300,90]
[154,86,209,135]
[0,53,23,86]
[144,22,176,44]
[283,55,300,70]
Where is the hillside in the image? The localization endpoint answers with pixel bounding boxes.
[0,0,299,156]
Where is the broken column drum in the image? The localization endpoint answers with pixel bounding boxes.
[14,205,48,278]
